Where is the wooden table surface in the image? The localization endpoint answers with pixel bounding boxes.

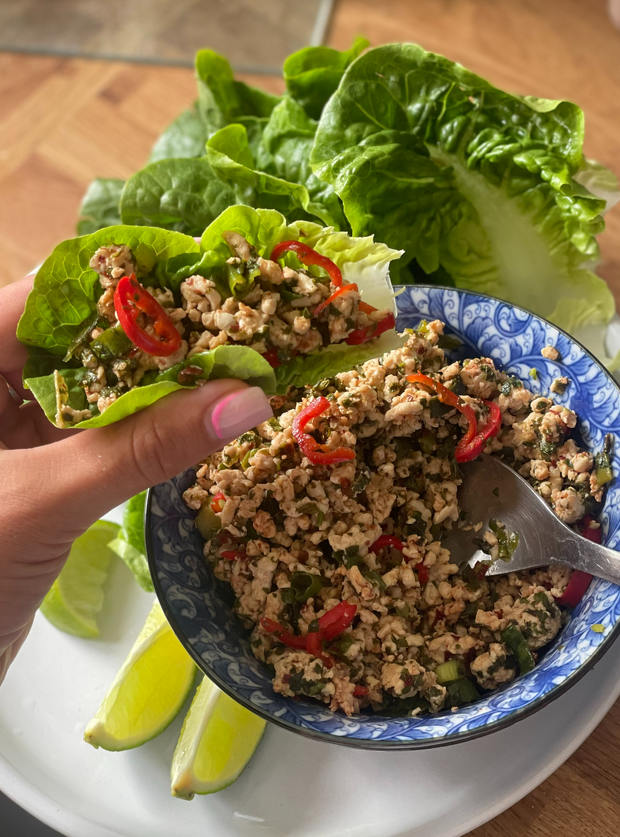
[0,0,618,833]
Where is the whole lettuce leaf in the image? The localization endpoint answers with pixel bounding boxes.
[310,43,617,345]
[106,43,365,237]
[122,90,351,235]
[18,209,401,428]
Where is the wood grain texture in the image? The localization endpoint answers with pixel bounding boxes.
[0,55,283,286]
[0,1,618,833]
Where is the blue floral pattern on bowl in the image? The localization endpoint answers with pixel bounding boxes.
[147,286,620,748]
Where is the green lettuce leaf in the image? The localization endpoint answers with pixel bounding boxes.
[275,330,405,391]
[107,491,153,591]
[149,103,208,163]
[25,346,276,429]
[122,109,346,234]
[206,123,337,225]
[283,37,369,120]
[119,157,236,234]
[195,49,279,142]
[76,178,124,235]
[197,205,402,301]
[116,45,367,236]
[310,43,616,341]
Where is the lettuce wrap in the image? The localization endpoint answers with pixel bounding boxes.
[17,206,402,429]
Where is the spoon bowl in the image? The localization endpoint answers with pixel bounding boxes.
[446,454,620,583]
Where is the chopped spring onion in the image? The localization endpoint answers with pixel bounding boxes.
[501,624,535,675]
[195,504,221,539]
[435,659,465,684]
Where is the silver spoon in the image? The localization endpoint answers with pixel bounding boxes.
[444,454,620,583]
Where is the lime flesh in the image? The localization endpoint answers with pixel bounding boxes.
[171,676,266,799]
[84,600,196,751]
[39,520,119,638]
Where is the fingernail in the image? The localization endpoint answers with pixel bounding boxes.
[210,387,273,440]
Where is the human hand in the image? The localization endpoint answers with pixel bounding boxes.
[0,277,273,682]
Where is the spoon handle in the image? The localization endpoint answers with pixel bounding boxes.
[552,534,620,586]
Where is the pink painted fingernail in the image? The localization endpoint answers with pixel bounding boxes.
[210,387,273,440]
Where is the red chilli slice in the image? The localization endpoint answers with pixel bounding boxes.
[270,240,343,288]
[292,396,355,466]
[114,274,182,357]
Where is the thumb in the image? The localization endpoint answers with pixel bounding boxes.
[25,379,273,539]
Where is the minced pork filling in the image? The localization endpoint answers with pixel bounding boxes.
[183,319,607,716]
[71,235,391,418]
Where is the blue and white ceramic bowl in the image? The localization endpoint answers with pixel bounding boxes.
[146,286,620,749]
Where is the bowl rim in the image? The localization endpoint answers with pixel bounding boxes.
[146,284,620,749]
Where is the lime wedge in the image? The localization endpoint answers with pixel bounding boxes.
[171,676,266,799]
[84,600,196,751]
[39,519,119,638]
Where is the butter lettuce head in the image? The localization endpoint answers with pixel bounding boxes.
[17,209,402,428]
[310,43,618,353]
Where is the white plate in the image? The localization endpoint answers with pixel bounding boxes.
[0,553,618,837]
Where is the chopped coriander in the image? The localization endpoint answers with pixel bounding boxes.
[488,519,520,561]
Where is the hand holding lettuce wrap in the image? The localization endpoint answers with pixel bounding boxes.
[17,206,403,429]
[0,276,274,684]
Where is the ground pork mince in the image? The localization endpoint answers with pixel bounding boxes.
[63,236,392,421]
[183,320,607,717]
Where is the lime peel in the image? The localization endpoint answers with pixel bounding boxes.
[171,675,266,800]
[84,600,196,751]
